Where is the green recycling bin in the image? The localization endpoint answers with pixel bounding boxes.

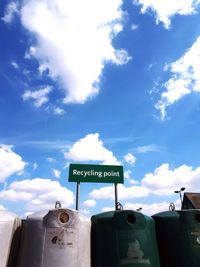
[91,210,160,267]
[152,210,200,267]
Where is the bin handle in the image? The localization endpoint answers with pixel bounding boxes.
[169,202,175,211]
[116,202,123,210]
[55,201,62,209]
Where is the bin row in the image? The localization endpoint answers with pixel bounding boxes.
[1,208,200,267]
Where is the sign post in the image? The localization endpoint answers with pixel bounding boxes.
[68,163,124,210]
[75,182,80,211]
[114,183,118,210]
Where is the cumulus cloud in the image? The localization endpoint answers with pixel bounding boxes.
[83,199,96,208]
[90,184,150,200]
[89,162,200,201]
[22,86,52,107]
[156,36,200,119]
[123,153,136,165]
[0,145,26,183]
[0,178,74,211]
[19,0,130,104]
[141,163,200,195]
[133,0,200,29]
[0,189,33,202]
[1,2,19,24]
[102,200,180,215]
[124,201,180,216]
[64,133,120,165]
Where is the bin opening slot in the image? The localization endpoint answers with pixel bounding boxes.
[195,214,200,223]
[59,212,69,224]
[127,214,136,224]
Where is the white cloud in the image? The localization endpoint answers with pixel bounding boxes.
[45,105,66,115]
[0,205,6,211]
[124,170,139,185]
[131,24,139,30]
[19,0,130,104]
[90,162,200,200]
[141,163,200,196]
[0,145,26,183]
[135,144,162,153]
[129,179,139,185]
[53,107,65,115]
[117,184,150,199]
[33,162,38,170]
[2,2,19,24]
[156,36,200,119]
[134,0,200,29]
[0,178,74,211]
[52,168,61,178]
[83,199,96,208]
[124,201,179,216]
[80,209,91,215]
[90,184,150,200]
[47,157,56,163]
[102,206,115,212]
[11,61,19,69]
[24,211,34,217]
[64,133,120,165]
[123,153,136,165]
[0,189,33,201]
[22,86,52,107]
[124,170,131,179]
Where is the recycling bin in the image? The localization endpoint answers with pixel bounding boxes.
[91,210,160,267]
[0,210,21,267]
[152,210,200,267]
[17,208,91,267]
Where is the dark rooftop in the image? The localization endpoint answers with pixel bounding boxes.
[182,192,200,209]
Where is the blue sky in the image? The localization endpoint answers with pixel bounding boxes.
[1,0,200,217]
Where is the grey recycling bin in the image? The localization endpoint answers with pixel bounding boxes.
[17,208,91,267]
[0,210,21,267]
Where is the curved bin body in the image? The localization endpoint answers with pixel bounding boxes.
[91,210,160,267]
[17,208,91,267]
[0,210,21,267]
[152,210,200,267]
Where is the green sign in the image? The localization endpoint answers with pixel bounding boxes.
[68,164,124,183]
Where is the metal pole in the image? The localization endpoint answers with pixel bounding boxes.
[76,182,80,210]
[114,183,118,210]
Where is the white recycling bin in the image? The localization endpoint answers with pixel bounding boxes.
[0,210,21,267]
[17,208,91,267]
